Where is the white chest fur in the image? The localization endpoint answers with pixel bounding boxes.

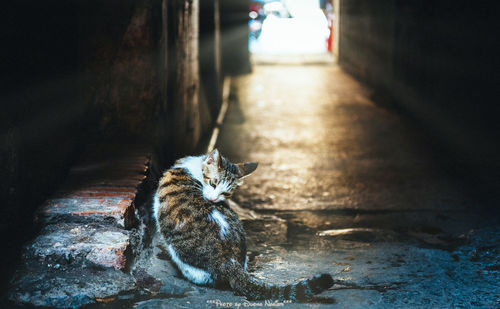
[153,192,161,231]
[209,209,230,238]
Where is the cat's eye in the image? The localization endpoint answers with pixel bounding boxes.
[222,192,231,197]
[209,179,216,188]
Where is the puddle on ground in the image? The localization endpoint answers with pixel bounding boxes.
[242,209,471,254]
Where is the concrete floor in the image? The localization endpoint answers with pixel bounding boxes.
[134,64,499,308]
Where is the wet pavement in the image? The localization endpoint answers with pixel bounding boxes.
[133,64,499,308]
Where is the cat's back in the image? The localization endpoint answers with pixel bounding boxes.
[155,168,206,233]
[157,167,201,199]
[155,167,245,242]
[155,167,246,264]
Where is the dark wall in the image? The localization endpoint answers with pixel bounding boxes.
[339,0,500,171]
[1,0,93,288]
[200,0,223,120]
[1,0,224,286]
[161,0,213,162]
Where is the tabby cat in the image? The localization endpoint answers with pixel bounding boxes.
[153,149,333,301]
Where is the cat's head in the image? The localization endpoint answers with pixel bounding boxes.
[201,149,258,203]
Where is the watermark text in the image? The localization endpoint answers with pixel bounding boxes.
[206,299,293,307]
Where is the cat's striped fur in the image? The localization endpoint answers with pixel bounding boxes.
[154,149,334,301]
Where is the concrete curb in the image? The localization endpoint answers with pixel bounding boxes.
[207,76,231,153]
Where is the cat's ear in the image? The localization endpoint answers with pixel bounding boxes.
[206,148,220,166]
[236,162,258,178]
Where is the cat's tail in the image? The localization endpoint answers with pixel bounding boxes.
[219,259,334,301]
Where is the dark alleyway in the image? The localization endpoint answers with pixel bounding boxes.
[131,64,500,308]
[3,1,500,308]
[220,65,469,213]
[217,64,499,308]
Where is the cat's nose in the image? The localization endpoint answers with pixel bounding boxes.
[210,197,218,202]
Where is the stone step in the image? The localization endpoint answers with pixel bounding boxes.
[9,266,136,309]
[37,195,136,228]
[23,222,130,270]
[9,143,152,308]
